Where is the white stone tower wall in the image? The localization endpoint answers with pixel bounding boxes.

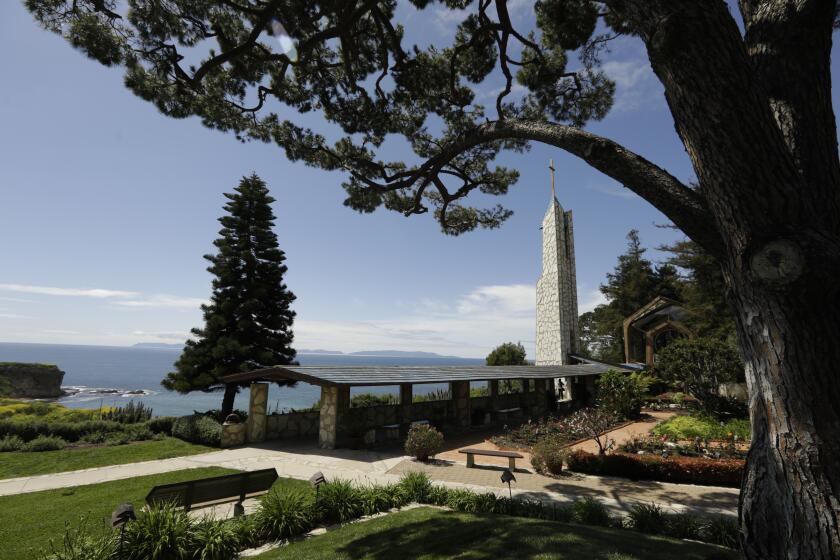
[535,198,579,366]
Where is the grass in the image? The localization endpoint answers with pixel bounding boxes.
[0,467,234,560]
[0,437,214,479]
[256,507,738,560]
[0,469,311,560]
[653,414,750,441]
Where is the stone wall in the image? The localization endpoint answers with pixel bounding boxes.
[0,363,64,398]
[266,411,320,440]
[221,421,246,448]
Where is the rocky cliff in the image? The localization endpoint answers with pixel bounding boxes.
[0,363,65,398]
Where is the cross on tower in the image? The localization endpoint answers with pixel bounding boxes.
[549,159,556,199]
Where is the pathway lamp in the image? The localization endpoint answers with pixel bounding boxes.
[111,503,136,559]
[500,469,516,499]
[310,471,326,502]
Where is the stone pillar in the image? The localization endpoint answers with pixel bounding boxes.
[246,382,269,443]
[488,380,499,411]
[400,384,413,425]
[318,385,350,449]
[451,381,470,427]
[533,379,547,418]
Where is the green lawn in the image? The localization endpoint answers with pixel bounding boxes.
[256,507,739,560]
[0,437,214,479]
[0,467,237,560]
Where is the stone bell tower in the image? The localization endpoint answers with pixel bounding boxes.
[536,159,579,366]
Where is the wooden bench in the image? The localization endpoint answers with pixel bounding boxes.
[495,407,522,421]
[145,468,278,514]
[459,448,523,470]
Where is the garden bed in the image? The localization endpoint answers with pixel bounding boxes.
[567,450,744,488]
[490,408,630,450]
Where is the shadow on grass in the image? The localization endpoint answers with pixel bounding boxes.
[331,510,738,560]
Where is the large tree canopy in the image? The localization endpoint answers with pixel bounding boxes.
[25,1,840,558]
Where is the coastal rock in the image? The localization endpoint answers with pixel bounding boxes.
[0,362,65,398]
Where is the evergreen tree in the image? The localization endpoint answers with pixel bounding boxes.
[162,174,297,416]
[659,234,737,344]
[485,342,527,366]
[590,230,660,362]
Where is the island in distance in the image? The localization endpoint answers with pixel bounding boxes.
[132,343,466,360]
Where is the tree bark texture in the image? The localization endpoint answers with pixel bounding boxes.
[598,1,840,557]
[221,384,238,417]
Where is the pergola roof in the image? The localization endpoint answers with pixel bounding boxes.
[222,362,628,388]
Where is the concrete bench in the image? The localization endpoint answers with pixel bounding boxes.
[459,448,523,470]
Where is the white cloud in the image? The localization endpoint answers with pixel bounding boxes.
[0,313,30,319]
[601,59,650,90]
[600,39,663,113]
[113,295,207,309]
[0,282,205,310]
[586,183,638,199]
[295,282,600,359]
[578,289,607,313]
[131,330,189,341]
[0,283,139,299]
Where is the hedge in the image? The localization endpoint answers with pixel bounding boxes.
[567,450,744,488]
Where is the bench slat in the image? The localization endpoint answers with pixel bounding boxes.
[458,448,523,458]
[146,468,278,510]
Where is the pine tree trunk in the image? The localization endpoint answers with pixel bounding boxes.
[221,384,238,417]
[727,266,840,558]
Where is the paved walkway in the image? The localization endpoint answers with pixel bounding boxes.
[0,423,737,518]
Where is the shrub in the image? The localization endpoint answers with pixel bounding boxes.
[199,409,249,423]
[318,479,363,524]
[404,424,443,461]
[147,416,176,435]
[125,424,155,441]
[702,515,740,548]
[0,434,24,451]
[79,431,108,445]
[171,414,222,447]
[25,434,67,452]
[567,450,744,488]
[426,484,450,506]
[398,471,432,503]
[39,518,117,560]
[123,503,194,560]
[105,432,130,446]
[350,393,398,408]
[0,419,125,442]
[192,517,241,560]
[596,370,644,419]
[628,502,666,535]
[226,515,258,550]
[101,401,153,424]
[653,414,750,441]
[665,512,704,540]
[569,496,614,527]
[652,337,743,414]
[530,437,568,475]
[357,484,398,516]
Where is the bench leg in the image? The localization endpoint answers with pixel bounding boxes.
[508,457,516,471]
[466,454,475,468]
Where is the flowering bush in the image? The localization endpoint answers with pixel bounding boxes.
[566,450,744,487]
[530,437,568,475]
[404,424,444,461]
[491,408,624,449]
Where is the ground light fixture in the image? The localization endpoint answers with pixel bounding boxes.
[500,469,516,499]
[111,503,136,559]
[310,471,326,501]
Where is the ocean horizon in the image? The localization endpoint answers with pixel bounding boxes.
[0,342,484,417]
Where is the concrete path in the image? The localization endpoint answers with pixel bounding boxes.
[0,433,737,518]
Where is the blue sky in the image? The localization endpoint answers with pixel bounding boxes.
[0,2,786,358]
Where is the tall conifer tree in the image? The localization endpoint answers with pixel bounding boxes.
[162,174,297,415]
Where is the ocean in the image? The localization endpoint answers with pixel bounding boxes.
[0,342,484,417]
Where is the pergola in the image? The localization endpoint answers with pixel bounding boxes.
[222,360,627,449]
